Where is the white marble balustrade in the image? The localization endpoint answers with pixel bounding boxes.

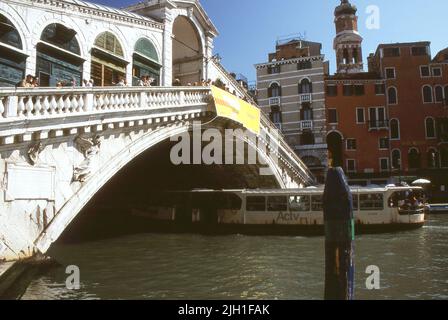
[0,87,211,120]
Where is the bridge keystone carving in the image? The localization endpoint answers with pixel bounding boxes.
[73,135,102,182]
[27,142,44,166]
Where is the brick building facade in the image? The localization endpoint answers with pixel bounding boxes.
[325,0,448,199]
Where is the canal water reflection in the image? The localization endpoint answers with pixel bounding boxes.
[21,215,448,300]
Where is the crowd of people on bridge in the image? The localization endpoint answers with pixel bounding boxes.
[172,77,248,101]
[16,74,40,88]
[14,74,250,102]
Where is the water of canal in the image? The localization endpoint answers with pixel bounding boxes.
[20,215,448,300]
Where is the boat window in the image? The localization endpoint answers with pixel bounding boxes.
[388,190,426,209]
[289,195,310,212]
[221,194,242,210]
[311,195,323,211]
[352,194,359,210]
[360,193,384,211]
[267,196,287,211]
[246,196,266,212]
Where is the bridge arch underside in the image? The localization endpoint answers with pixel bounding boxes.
[57,130,280,243]
[16,119,288,257]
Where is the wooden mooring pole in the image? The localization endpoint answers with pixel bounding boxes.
[322,167,355,300]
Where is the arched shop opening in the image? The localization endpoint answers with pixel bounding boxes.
[36,23,83,87]
[172,16,203,85]
[91,32,128,86]
[0,14,27,87]
[132,38,161,86]
[327,131,343,167]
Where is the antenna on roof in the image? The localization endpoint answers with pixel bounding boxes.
[276,32,308,46]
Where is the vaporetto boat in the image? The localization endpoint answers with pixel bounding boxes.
[132,186,426,235]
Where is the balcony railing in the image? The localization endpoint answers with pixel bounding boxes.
[299,93,312,103]
[299,120,313,130]
[269,97,281,106]
[0,86,210,121]
[368,120,389,130]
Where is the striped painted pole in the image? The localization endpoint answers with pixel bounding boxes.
[322,167,355,300]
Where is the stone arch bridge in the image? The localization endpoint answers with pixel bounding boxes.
[0,86,315,262]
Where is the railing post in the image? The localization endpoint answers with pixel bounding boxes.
[84,92,94,112]
[0,96,5,117]
[5,95,18,118]
[180,90,185,105]
[140,91,147,108]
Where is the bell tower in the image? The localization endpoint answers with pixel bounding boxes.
[333,0,363,74]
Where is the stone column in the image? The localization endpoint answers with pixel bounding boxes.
[204,33,214,81]
[357,46,363,66]
[161,11,174,86]
[83,57,92,83]
[125,62,133,86]
[26,40,38,77]
[348,47,354,64]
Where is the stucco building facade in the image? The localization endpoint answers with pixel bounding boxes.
[255,38,329,181]
[326,0,448,199]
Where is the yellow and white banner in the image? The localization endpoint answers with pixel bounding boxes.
[211,86,261,135]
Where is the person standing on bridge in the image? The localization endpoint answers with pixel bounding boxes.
[137,76,145,87]
[115,77,126,87]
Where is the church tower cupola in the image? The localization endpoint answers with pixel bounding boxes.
[333,0,363,74]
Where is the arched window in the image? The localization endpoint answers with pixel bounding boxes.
[0,14,22,49]
[298,78,312,94]
[91,32,127,86]
[422,85,433,103]
[135,38,158,62]
[353,48,359,63]
[327,131,343,167]
[392,149,401,170]
[0,14,26,87]
[435,86,444,103]
[388,87,398,105]
[427,148,439,168]
[94,31,123,57]
[172,15,203,84]
[408,148,421,169]
[132,38,161,86]
[37,23,83,87]
[390,119,400,140]
[425,117,436,138]
[268,82,281,97]
[300,103,313,121]
[343,48,349,64]
[41,23,80,55]
[270,105,282,126]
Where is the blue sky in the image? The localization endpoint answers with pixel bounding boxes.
[97,0,448,82]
